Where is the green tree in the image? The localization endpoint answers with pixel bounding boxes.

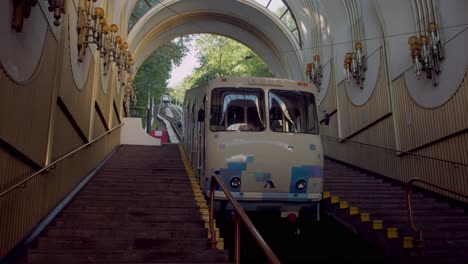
[132,37,190,119]
[188,34,272,87]
[169,76,191,106]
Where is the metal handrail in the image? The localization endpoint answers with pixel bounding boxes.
[0,124,123,198]
[209,174,281,264]
[405,177,468,251]
[325,135,468,167]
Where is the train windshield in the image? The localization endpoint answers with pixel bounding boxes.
[269,90,319,134]
[210,88,266,131]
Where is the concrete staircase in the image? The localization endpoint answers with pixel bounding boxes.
[18,144,230,263]
[322,158,468,264]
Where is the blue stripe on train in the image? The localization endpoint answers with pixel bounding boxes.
[289,165,323,193]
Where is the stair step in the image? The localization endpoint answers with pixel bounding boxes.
[68,200,199,207]
[62,206,206,215]
[53,219,206,229]
[36,238,211,251]
[78,191,201,197]
[28,250,230,263]
[81,186,197,192]
[55,213,204,222]
[323,158,468,264]
[348,202,450,210]
[45,229,208,239]
[74,194,199,201]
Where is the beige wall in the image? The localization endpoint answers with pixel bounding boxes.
[0,15,123,260]
[320,58,468,200]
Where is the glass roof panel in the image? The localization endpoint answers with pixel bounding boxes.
[128,0,301,46]
[254,0,270,6]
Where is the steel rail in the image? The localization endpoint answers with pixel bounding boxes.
[158,105,182,140]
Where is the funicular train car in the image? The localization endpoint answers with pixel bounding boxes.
[183,77,324,221]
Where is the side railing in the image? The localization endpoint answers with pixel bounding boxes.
[209,173,281,264]
[405,178,468,251]
[0,124,123,198]
[324,135,468,256]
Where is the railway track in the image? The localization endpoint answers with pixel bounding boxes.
[157,103,183,142]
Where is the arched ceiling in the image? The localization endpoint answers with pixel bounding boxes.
[104,0,468,108]
[119,0,304,80]
[127,0,301,45]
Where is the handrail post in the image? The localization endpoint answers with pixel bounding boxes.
[234,213,241,264]
[209,174,281,264]
[405,177,468,263]
[209,178,216,249]
[405,179,424,262]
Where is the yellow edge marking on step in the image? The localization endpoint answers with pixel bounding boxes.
[349,207,359,215]
[373,220,383,230]
[331,196,339,204]
[216,239,224,250]
[387,228,398,239]
[178,144,225,251]
[339,201,348,209]
[323,191,330,199]
[360,213,370,222]
[403,236,414,249]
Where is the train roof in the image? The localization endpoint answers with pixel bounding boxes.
[184,84,205,111]
[183,76,317,111]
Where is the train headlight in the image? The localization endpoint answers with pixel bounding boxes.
[296,179,307,190]
[230,177,241,188]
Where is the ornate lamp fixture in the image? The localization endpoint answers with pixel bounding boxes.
[306,55,323,87]
[77,0,101,61]
[407,23,444,86]
[75,1,134,77]
[344,42,367,89]
[11,0,65,32]
[124,77,138,116]
[47,0,66,26]
[408,0,444,86]
[342,1,367,89]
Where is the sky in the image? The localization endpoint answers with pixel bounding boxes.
[168,39,199,88]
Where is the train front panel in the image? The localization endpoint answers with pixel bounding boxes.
[202,77,323,215]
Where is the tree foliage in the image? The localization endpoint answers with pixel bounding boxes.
[168,34,273,104]
[188,34,273,87]
[132,37,190,118]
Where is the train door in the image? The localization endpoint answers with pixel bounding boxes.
[190,104,198,171]
[197,99,205,182]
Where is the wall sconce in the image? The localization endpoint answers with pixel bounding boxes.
[11,0,38,32]
[408,0,444,86]
[306,55,323,88]
[75,1,134,78]
[47,0,66,26]
[407,23,444,86]
[116,42,129,82]
[124,77,138,116]
[344,42,367,89]
[11,0,65,32]
[101,24,118,75]
[77,0,105,62]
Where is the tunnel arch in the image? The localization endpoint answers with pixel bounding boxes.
[126,0,304,81]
